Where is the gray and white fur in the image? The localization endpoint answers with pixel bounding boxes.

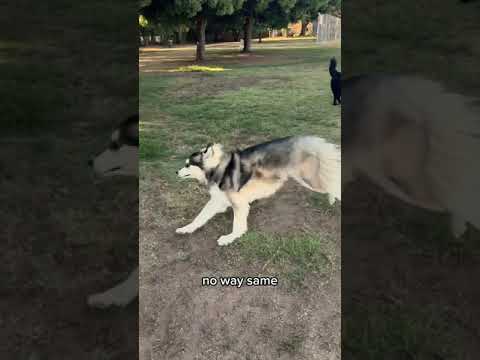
[176,136,341,246]
[342,74,480,237]
[87,114,139,308]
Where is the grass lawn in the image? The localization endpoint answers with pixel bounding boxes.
[139,39,341,358]
[2,1,139,358]
[342,1,480,358]
[140,39,340,285]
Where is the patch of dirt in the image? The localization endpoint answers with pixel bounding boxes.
[166,74,291,100]
[139,42,312,73]
[171,75,264,99]
[140,179,340,360]
[2,9,138,356]
[342,179,480,357]
[2,132,138,359]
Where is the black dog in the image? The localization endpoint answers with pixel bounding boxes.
[329,58,341,105]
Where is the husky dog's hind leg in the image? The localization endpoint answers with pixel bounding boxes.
[291,136,341,204]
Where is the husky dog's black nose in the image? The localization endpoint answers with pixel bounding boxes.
[88,159,93,167]
[175,170,179,175]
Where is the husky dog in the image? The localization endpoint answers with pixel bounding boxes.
[329,58,341,105]
[343,75,480,237]
[87,114,139,308]
[89,115,139,178]
[176,136,341,246]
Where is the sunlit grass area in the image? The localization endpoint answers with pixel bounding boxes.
[168,65,229,72]
[140,38,340,280]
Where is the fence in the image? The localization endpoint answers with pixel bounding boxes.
[316,14,341,43]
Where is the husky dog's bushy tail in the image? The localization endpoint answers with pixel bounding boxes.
[292,136,341,205]
[373,77,480,234]
[414,78,480,233]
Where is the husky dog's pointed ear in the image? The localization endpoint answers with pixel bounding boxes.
[204,143,214,157]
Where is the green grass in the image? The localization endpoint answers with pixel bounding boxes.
[342,1,480,357]
[277,334,305,355]
[140,40,340,174]
[309,193,341,216]
[344,304,459,359]
[2,0,137,133]
[140,40,340,284]
[139,42,341,246]
[343,0,480,89]
[236,231,335,287]
[0,60,68,132]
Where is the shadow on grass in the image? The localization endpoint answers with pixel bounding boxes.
[344,303,458,359]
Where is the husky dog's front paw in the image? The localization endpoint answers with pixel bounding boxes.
[217,234,238,246]
[176,224,197,234]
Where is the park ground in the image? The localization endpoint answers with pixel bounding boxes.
[139,38,341,360]
[1,2,138,358]
[342,1,480,358]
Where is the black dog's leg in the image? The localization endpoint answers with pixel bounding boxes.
[333,95,340,105]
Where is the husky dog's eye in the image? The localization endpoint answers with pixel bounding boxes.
[109,142,120,150]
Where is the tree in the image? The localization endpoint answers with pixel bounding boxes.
[139,15,149,45]
[139,2,155,45]
[140,5,188,46]
[326,0,341,16]
[289,0,334,36]
[255,0,291,40]
[241,0,296,53]
[208,13,244,42]
[240,0,269,53]
[145,0,245,61]
[224,14,245,41]
[254,22,269,42]
[319,0,341,17]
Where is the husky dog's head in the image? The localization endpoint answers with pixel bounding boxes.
[177,143,224,183]
[89,114,139,177]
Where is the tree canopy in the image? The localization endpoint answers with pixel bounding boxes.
[139,0,341,59]
[144,0,246,59]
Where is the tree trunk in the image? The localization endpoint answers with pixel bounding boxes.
[233,30,240,42]
[140,28,147,46]
[176,30,184,44]
[242,15,253,53]
[300,19,308,36]
[195,16,207,62]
